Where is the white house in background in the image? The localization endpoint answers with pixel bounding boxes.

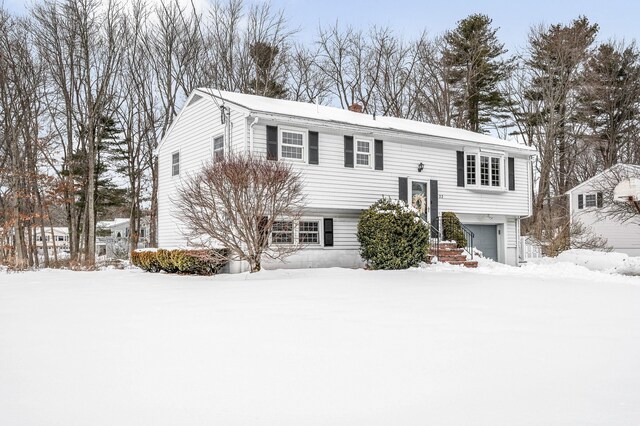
[35,227,70,253]
[97,217,150,257]
[157,89,536,272]
[567,164,640,256]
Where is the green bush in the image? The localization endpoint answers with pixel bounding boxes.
[357,198,431,270]
[131,248,227,275]
[131,250,161,272]
[441,211,467,248]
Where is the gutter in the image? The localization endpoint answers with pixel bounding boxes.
[249,116,259,155]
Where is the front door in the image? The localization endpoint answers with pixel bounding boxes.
[411,181,429,222]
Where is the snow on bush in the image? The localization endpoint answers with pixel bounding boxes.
[531,249,640,276]
[357,198,430,270]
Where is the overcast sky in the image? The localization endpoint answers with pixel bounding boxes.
[5,0,640,52]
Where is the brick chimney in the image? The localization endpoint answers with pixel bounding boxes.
[348,103,363,113]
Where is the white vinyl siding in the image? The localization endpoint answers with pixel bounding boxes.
[249,123,530,216]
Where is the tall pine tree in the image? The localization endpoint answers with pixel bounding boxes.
[443,14,509,133]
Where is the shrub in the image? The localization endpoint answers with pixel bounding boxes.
[156,249,180,273]
[131,250,161,272]
[131,248,227,275]
[441,211,467,248]
[357,198,431,270]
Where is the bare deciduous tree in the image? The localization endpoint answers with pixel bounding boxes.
[177,156,306,272]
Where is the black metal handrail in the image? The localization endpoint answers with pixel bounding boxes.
[437,215,475,260]
[428,222,441,261]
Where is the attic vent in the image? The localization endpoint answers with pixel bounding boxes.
[187,94,203,107]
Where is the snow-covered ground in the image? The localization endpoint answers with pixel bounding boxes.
[1,261,639,425]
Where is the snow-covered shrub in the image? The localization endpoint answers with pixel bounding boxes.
[357,198,430,270]
[441,211,467,248]
[131,248,227,275]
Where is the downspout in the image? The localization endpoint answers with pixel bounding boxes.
[249,116,259,156]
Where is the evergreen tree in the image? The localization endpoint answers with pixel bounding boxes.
[443,14,509,133]
[248,41,287,99]
[577,42,640,168]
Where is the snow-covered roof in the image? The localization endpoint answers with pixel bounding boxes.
[196,89,536,153]
[566,164,640,195]
[97,218,130,229]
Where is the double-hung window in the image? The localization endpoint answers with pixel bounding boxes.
[213,136,224,162]
[280,130,305,161]
[298,221,320,244]
[355,139,371,168]
[578,192,603,209]
[270,219,321,245]
[271,221,294,244]
[171,152,180,176]
[465,150,505,190]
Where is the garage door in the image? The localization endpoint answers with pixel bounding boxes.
[464,224,498,261]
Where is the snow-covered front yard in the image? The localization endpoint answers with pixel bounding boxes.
[1,261,639,425]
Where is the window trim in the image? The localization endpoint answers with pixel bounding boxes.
[464,149,506,191]
[269,217,324,247]
[579,192,603,209]
[354,137,373,169]
[212,134,224,162]
[171,150,180,177]
[279,127,307,163]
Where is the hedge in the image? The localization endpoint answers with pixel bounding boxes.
[131,248,228,275]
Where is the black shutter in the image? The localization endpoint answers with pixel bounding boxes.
[257,216,269,247]
[399,177,408,203]
[323,218,334,247]
[430,180,439,237]
[508,157,515,191]
[344,136,354,168]
[309,131,319,165]
[266,125,278,160]
[578,194,584,209]
[597,192,603,208]
[374,139,383,170]
[456,151,465,187]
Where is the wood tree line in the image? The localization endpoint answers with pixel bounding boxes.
[1,0,639,267]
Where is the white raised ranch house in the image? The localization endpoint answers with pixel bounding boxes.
[157,89,536,272]
[567,164,640,256]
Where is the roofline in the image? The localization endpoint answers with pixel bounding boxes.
[159,88,537,155]
[249,110,537,155]
[565,163,640,194]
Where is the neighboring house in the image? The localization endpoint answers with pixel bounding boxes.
[157,90,536,272]
[35,227,71,253]
[97,217,150,257]
[567,164,640,256]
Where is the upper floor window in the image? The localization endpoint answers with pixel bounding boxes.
[171,152,180,176]
[466,154,476,185]
[355,139,371,168]
[465,151,505,190]
[578,192,603,209]
[213,136,224,162]
[281,130,305,161]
